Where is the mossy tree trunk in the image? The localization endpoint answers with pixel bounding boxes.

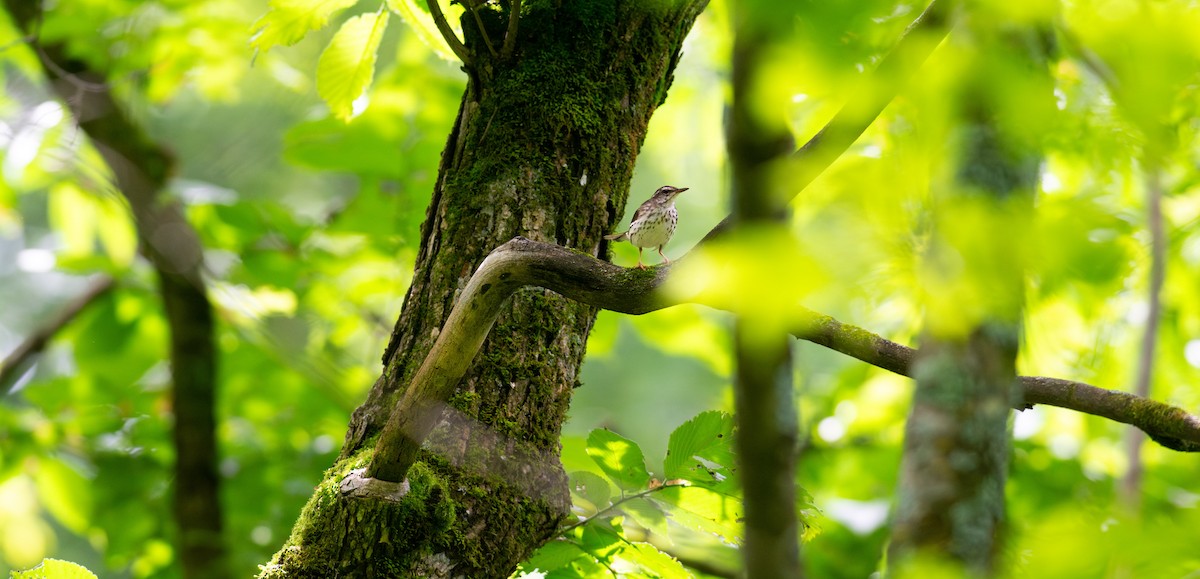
[261,1,707,576]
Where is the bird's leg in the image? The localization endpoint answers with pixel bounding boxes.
[636,248,646,270]
[657,246,670,265]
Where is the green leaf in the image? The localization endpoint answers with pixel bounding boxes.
[619,542,691,578]
[34,458,93,534]
[664,411,737,492]
[622,497,669,539]
[655,486,743,545]
[568,470,612,512]
[47,182,97,260]
[317,10,390,121]
[11,558,98,578]
[580,522,622,563]
[385,0,460,62]
[586,429,650,493]
[46,183,136,269]
[559,435,598,475]
[517,539,587,574]
[250,0,359,53]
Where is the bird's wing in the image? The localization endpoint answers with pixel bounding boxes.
[629,204,647,224]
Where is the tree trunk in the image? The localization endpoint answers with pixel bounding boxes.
[261,2,706,576]
[888,17,1049,574]
[728,3,802,576]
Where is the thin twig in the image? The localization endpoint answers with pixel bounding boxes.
[1056,22,1120,95]
[1060,21,1172,504]
[427,0,472,64]
[500,0,521,58]
[1,276,115,394]
[465,0,497,58]
[558,484,680,536]
[1122,162,1166,505]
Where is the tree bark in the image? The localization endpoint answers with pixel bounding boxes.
[889,18,1049,574]
[262,2,707,576]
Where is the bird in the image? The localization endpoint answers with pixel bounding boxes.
[604,185,688,269]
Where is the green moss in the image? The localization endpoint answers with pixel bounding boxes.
[261,456,460,577]
[421,457,567,573]
[448,389,481,412]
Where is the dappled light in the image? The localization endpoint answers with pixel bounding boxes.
[1,0,1198,576]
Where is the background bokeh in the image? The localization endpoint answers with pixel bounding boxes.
[1,0,1198,576]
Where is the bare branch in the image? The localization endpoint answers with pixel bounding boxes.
[1,276,115,394]
[1123,162,1167,503]
[367,237,1200,483]
[427,0,472,65]
[500,0,521,59]
[465,0,497,58]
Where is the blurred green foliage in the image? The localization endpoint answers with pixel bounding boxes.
[0,0,1197,577]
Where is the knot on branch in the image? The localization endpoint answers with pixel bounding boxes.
[340,468,411,502]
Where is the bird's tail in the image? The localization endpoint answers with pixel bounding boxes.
[604,231,628,241]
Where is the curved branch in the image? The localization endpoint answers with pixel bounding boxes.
[700,0,951,243]
[366,239,669,482]
[1,276,115,394]
[427,0,472,65]
[367,237,1200,483]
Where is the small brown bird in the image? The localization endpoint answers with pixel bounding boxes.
[605,185,688,269]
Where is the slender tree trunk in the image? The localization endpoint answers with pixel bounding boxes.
[728,3,802,576]
[262,2,707,576]
[888,16,1049,574]
[2,4,229,576]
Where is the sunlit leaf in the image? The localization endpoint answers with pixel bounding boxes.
[47,182,98,260]
[33,458,92,534]
[10,558,99,579]
[664,410,737,492]
[385,0,460,62]
[618,542,690,578]
[666,224,827,339]
[655,486,743,545]
[586,429,650,493]
[250,0,359,53]
[580,522,622,563]
[516,539,588,574]
[317,10,390,122]
[621,497,669,539]
[568,470,612,512]
[46,182,136,269]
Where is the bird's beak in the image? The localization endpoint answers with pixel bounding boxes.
[673,187,689,196]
